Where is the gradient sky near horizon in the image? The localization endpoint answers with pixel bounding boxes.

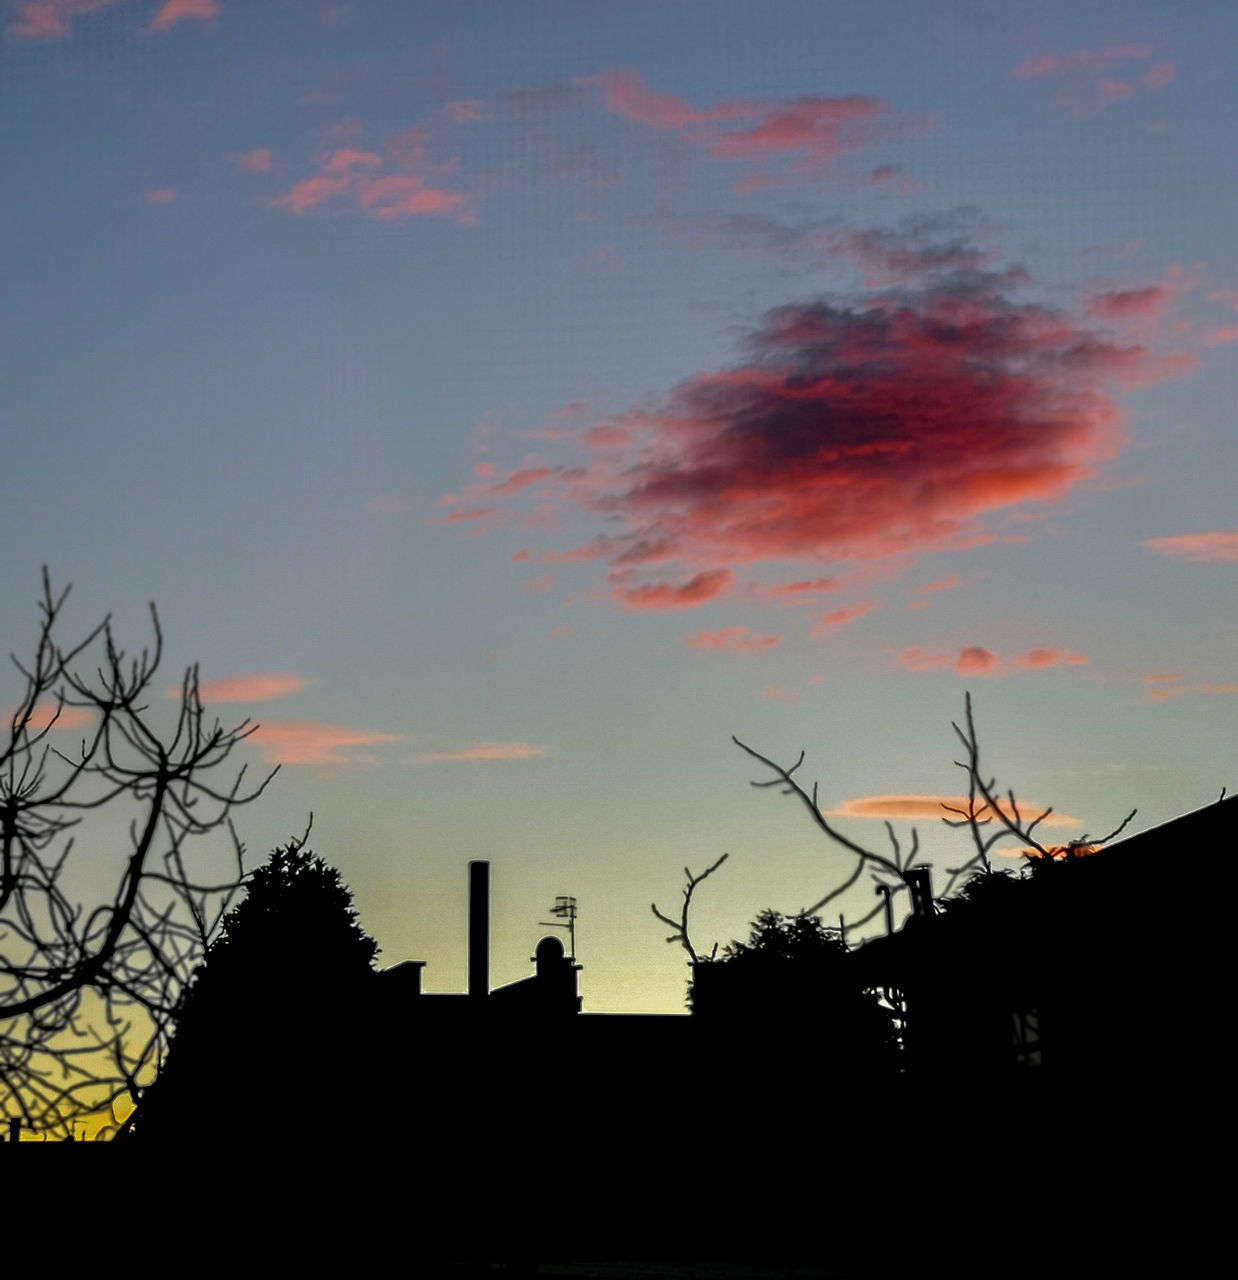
[3,0,1235,1016]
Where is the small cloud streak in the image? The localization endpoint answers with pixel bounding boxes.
[248,720,399,765]
[611,569,734,612]
[8,0,118,40]
[273,126,470,222]
[811,602,877,635]
[415,741,548,762]
[149,0,218,31]
[1015,648,1089,669]
[1145,531,1238,562]
[1011,43,1175,115]
[955,646,999,675]
[233,148,274,174]
[144,188,177,205]
[685,626,782,653]
[824,794,1079,827]
[193,673,307,703]
[900,645,1087,675]
[11,702,94,731]
[762,685,800,705]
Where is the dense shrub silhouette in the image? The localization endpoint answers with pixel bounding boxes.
[135,842,378,1144]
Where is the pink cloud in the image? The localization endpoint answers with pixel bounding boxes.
[1144,531,1238,562]
[192,673,307,703]
[7,0,117,39]
[1204,325,1238,346]
[577,68,922,182]
[1086,284,1170,320]
[415,742,548,763]
[1011,43,1154,79]
[763,577,839,603]
[1014,648,1089,669]
[247,720,399,766]
[824,794,1078,826]
[273,126,470,223]
[149,0,218,31]
[469,253,1187,610]
[233,148,274,174]
[611,569,734,612]
[1012,43,1175,115]
[430,507,496,525]
[11,702,94,731]
[916,574,961,594]
[144,188,177,205]
[811,602,877,635]
[685,626,782,654]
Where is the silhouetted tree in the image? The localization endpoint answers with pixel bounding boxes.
[691,909,899,1074]
[0,572,273,1139]
[134,839,378,1144]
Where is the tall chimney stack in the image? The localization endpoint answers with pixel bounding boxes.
[468,860,489,1000]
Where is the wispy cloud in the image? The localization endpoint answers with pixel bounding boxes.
[1144,531,1238,562]
[232,147,274,174]
[149,0,217,31]
[189,673,307,703]
[899,645,1087,674]
[8,0,119,40]
[811,602,877,635]
[577,68,928,186]
[144,188,177,205]
[9,702,94,731]
[247,720,399,766]
[414,741,548,762]
[1011,43,1176,115]
[272,125,471,222]
[684,626,782,653]
[824,794,1078,826]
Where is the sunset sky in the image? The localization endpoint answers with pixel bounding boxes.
[2,0,1235,1018]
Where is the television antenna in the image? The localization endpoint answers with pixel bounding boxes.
[539,895,578,959]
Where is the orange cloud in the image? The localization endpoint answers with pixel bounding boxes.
[685,626,782,654]
[149,0,217,31]
[917,575,961,594]
[1015,648,1089,669]
[414,742,548,763]
[192,673,307,703]
[10,702,94,731]
[898,647,949,671]
[273,126,469,222]
[824,794,1078,826]
[247,720,399,765]
[1144,531,1238,562]
[762,686,800,705]
[144,188,177,205]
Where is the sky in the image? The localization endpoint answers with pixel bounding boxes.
[2,0,1236,1021]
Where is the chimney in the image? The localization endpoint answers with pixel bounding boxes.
[906,866,935,917]
[468,860,489,999]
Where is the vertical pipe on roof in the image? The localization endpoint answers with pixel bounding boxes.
[468,860,489,999]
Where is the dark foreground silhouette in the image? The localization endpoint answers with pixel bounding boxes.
[11,800,1225,1276]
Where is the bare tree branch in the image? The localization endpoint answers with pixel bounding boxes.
[651,853,728,964]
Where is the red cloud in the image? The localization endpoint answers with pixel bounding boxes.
[611,569,734,612]
[149,0,218,31]
[1086,285,1170,320]
[192,673,306,703]
[248,721,399,766]
[475,257,1183,608]
[685,626,782,654]
[273,126,470,222]
[955,647,999,675]
[415,742,548,762]
[824,794,1078,826]
[1144,531,1238,562]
